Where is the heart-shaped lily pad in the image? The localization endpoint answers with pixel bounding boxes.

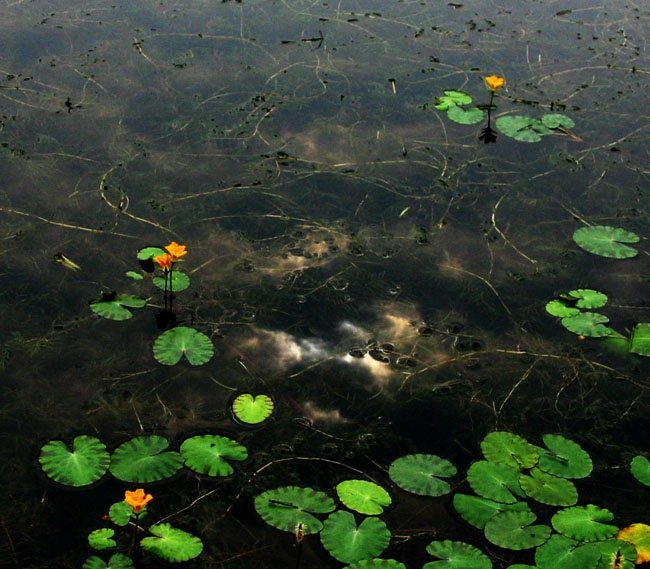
[496,116,553,142]
[389,454,456,497]
[541,114,575,129]
[82,554,135,569]
[180,434,248,477]
[519,468,577,506]
[537,434,592,479]
[153,326,214,366]
[153,271,190,292]
[481,432,539,469]
[140,523,203,562]
[89,293,146,321]
[453,494,531,530]
[255,486,336,534]
[551,505,617,542]
[484,509,551,550]
[546,299,581,318]
[572,226,639,259]
[561,312,611,337]
[336,480,391,515]
[467,461,525,504]
[535,534,600,569]
[424,540,492,569]
[108,501,135,527]
[447,106,484,124]
[434,90,472,110]
[631,455,650,486]
[39,435,110,487]
[630,323,650,357]
[567,289,607,309]
[232,393,274,425]
[88,529,117,551]
[109,435,183,483]
[137,247,166,260]
[320,511,391,564]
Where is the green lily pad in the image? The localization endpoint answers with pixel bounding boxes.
[140,523,203,562]
[389,454,456,497]
[153,326,214,366]
[336,480,391,515]
[137,247,166,260]
[88,529,117,551]
[541,114,575,129]
[617,523,650,564]
[481,432,539,469]
[561,312,611,337]
[345,560,406,569]
[496,116,553,142]
[89,293,146,321]
[551,505,617,542]
[467,461,524,504]
[109,435,183,483]
[535,534,600,569]
[82,554,135,569]
[125,271,144,280]
[484,509,551,550]
[631,455,650,486]
[594,539,638,569]
[434,90,472,110]
[180,434,248,477]
[447,106,484,125]
[568,289,607,309]
[453,494,531,530]
[108,501,135,527]
[153,271,190,292]
[255,486,336,535]
[546,299,580,318]
[39,435,110,487]
[630,323,650,357]
[232,393,274,425]
[519,468,578,506]
[572,226,639,259]
[424,540,492,569]
[537,434,592,479]
[320,511,391,564]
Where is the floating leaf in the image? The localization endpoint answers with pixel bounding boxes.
[496,116,553,142]
[546,299,580,318]
[594,539,638,569]
[535,534,600,569]
[345,560,405,569]
[82,554,134,569]
[232,393,274,425]
[108,501,135,527]
[519,468,577,506]
[467,461,524,504]
[88,529,117,551]
[336,480,391,515]
[389,454,456,497]
[320,511,390,564]
[630,323,650,357]
[538,434,592,479]
[255,486,336,534]
[572,226,639,259]
[447,106,484,125]
[89,293,146,321]
[552,505,617,542]
[617,524,650,564]
[140,524,203,562]
[484,509,551,550]
[424,540,492,569]
[481,432,539,469]
[125,271,143,280]
[153,271,190,292]
[109,435,183,483]
[153,326,214,366]
[434,90,472,110]
[180,434,247,477]
[39,435,110,487]
[631,455,650,486]
[561,312,611,337]
[568,289,607,309]
[137,247,166,261]
[541,114,575,129]
[453,494,531,530]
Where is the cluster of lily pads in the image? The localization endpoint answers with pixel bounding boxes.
[88,246,214,366]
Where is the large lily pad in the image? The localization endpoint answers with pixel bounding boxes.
[537,434,592,479]
[617,523,650,564]
[453,494,531,530]
[630,455,650,486]
[467,461,524,504]
[140,524,203,562]
[153,271,190,292]
[336,480,392,515]
[153,326,214,366]
[630,323,650,357]
[109,435,183,483]
[232,393,274,425]
[89,293,146,321]
[535,534,600,569]
[255,486,335,535]
[447,106,484,125]
[594,539,638,569]
[82,554,135,569]
[434,90,472,110]
[519,468,577,506]
[345,560,405,569]
[551,505,617,542]
[481,432,539,469]
[567,289,607,309]
[321,511,390,564]
[424,540,492,569]
[180,434,248,477]
[484,509,551,550]
[39,435,110,487]
[495,116,553,142]
[561,312,611,338]
[389,454,456,497]
[572,226,639,259]
[88,529,117,551]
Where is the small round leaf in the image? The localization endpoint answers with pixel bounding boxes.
[232,393,274,424]
[447,106,484,125]
[39,435,110,487]
[551,505,617,542]
[631,455,650,486]
[108,501,135,526]
[180,434,248,477]
[630,323,650,357]
[140,523,203,562]
[153,326,214,366]
[88,529,117,551]
[255,486,335,534]
[519,468,577,506]
[320,511,390,564]
[546,299,580,318]
[82,554,135,569]
[153,271,190,292]
[572,226,639,259]
[535,534,600,569]
[109,435,183,483]
[538,434,592,479]
[336,480,391,515]
[453,494,531,530]
[424,540,492,569]
[481,432,539,469]
[484,509,551,550]
[568,289,607,309]
[467,461,524,504]
[89,293,145,321]
[541,114,575,129]
[561,312,611,337]
[389,454,456,497]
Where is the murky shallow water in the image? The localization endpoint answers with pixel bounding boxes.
[1,0,649,567]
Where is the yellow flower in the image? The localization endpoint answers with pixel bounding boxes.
[165,242,187,261]
[153,253,172,271]
[124,489,153,513]
[484,75,505,90]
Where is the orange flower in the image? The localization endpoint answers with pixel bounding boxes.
[153,253,172,271]
[165,242,187,261]
[485,75,505,90]
[124,489,153,513]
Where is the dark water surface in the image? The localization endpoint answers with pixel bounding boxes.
[1,0,649,567]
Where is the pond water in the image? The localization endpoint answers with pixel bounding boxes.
[1,0,649,567]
